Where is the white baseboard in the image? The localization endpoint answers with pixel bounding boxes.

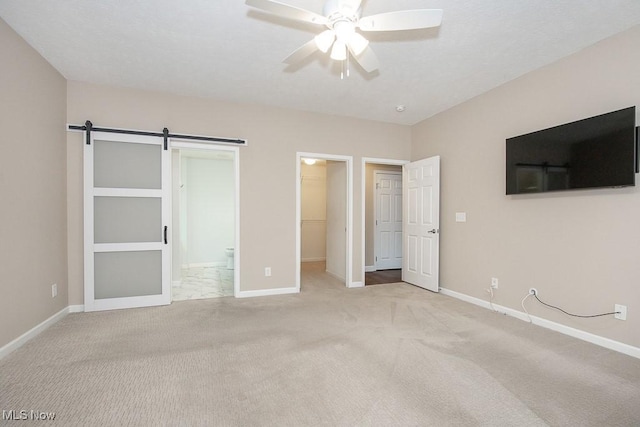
[365,265,376,273]
[348,281,365,288]
[301,257,326,262]
[236,286,299,298]
[0,307,69,360]
[439,287,640,360]
[68,305,84,313]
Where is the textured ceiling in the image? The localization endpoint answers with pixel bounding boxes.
[1,1,640,125]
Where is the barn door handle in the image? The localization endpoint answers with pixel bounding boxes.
[164,226,168,244]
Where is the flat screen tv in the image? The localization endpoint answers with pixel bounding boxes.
[506,106,637,195]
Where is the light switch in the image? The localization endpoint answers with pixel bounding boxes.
[455,212,467,222]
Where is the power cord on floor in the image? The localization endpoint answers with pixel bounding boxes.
[521,289,620,323]
[532,292,620,318]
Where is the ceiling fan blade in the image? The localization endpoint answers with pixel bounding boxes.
[359,9,443,32]
[246,0,328,25]
[349,45,379,73]
[283,39,319,65]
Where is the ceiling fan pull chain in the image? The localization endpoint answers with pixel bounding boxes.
[340,51,350,80]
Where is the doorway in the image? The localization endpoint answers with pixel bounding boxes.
[171,143,240,300]
[296,152,353,291]
[362,158,408,286]
[82,128,241,312]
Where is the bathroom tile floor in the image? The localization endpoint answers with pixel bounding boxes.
[172,266,234,301]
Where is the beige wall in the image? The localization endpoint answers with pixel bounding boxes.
[0,19,67,348]
[412,25,640,348]
[364,163,403,268]
[66,81,412,302]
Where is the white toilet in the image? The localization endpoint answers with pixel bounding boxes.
[225,248,234,270]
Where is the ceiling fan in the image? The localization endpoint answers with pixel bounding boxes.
[246,0,443,74]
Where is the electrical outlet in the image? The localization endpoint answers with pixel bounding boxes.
[529,288,538,296]
[491,278,499,289]
[614,304,627,321]
[265,267,272,277]
[51,283,57,298]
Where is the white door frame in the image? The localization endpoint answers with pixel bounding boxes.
[170,140,241,298]
[361,158,409,283]
[373,170,403,270]
[296,152,353,290]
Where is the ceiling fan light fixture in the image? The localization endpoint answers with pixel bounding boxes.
[245,0,444,74]
[333,20,355,42]
[314,30,336,53]
[330,40,347,61]
[348,32,369,56]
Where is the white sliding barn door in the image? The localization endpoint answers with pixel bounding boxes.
[402,156,440,292]
[84,132,171,311]
[375,172,403,270]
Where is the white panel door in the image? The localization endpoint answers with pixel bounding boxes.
[84,131,171,311]
[375,172,402,270]
[402,156,440,292]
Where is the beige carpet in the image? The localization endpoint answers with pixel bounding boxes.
[2,262,640,426]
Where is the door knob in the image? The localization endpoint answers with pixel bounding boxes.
[427,229,439,234]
